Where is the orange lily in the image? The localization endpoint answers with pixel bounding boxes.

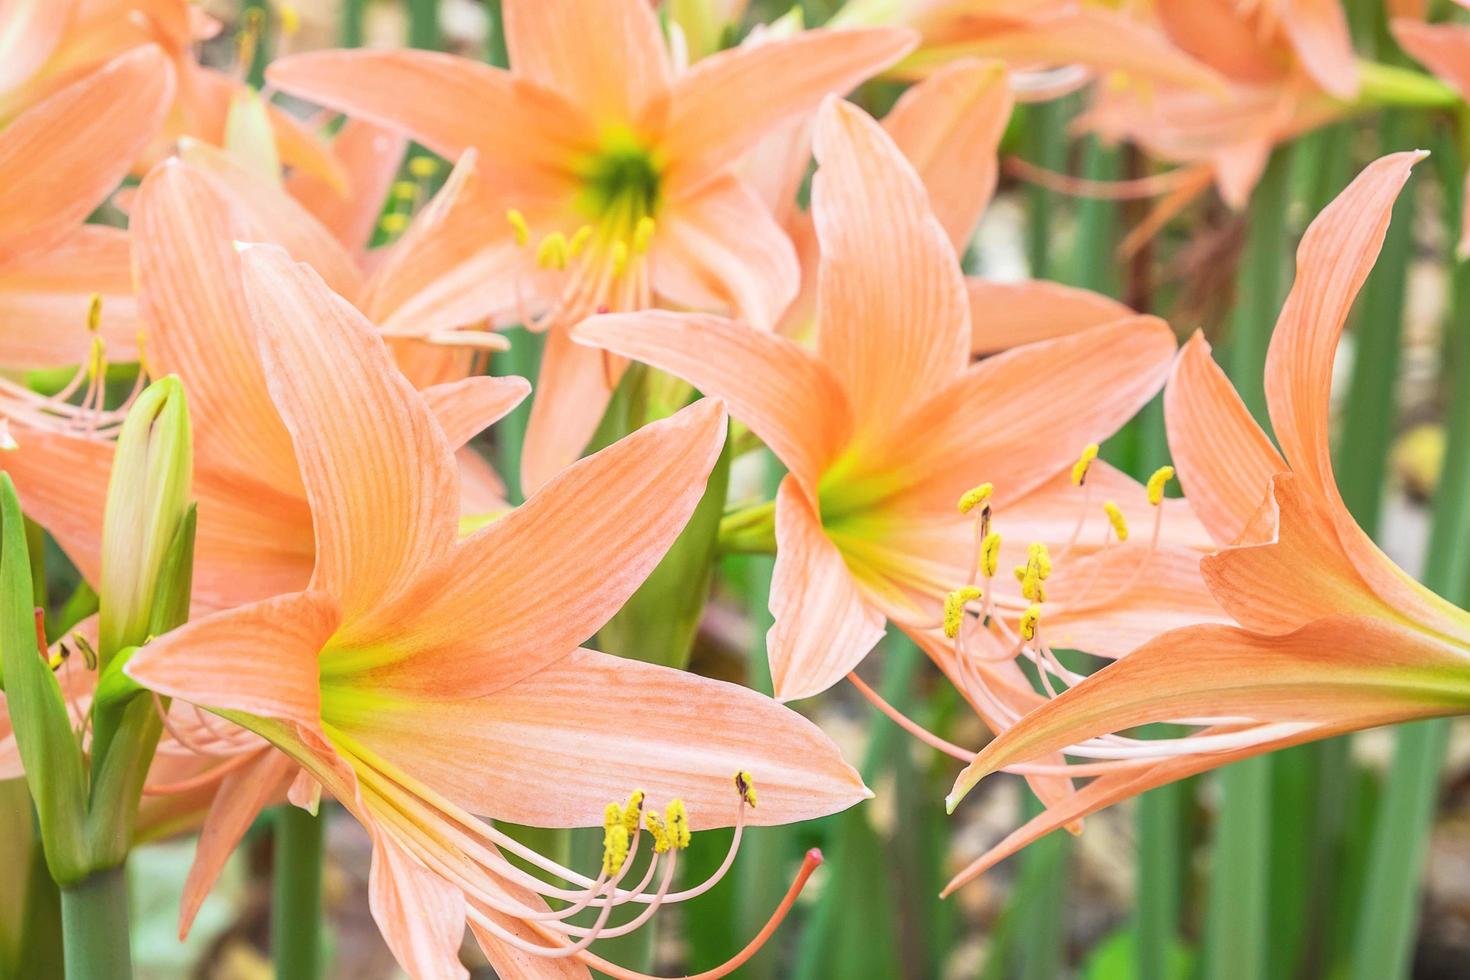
[940,152,1470,893]
[576,97,1190,702]
[0,1,340,183]
[830,0,1226,96]
[265,0,915,492]
[0,43,174,378]
[1390,5,1470,256]
[1081,0,1358,207]
[124,245,868,978]
[2,147,530,615]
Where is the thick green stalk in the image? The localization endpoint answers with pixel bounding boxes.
[272,805,326,980]
[1134,774,1183,980]
[1349,129,1470,980]
[60,866,129,980]
[1203,757,1271,980]
[485,0,509,67]
[493,328,543,506]
[407,0,440,50]
[340,0,364,47]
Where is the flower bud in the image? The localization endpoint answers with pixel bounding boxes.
[97,376,192,663]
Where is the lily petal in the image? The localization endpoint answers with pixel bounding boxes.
[340,647,868,830]
[0,225,138,368]
[420,375,531,451]
[573,311,854,496]
[240,245,460,618]
[661,27,915,195]
[650,173,799,330]
[1164,332,1285,544]
[949,615,1470,808]
[0,45,175,263]
[502,0,670,122]
[125,591,341,729]
[1280,0,1359,98]
[519,325,621,496]
[267,49,595,199]
[966,279,1133,355]
[881,59,1012,253]
[811,98,970,445]
[345,400,728,699]
[769,476,887,701]
[286,119,408,256]
[367,830,469,980]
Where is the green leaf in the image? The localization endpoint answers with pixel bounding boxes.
[0,475,88,884]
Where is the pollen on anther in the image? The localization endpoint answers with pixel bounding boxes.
[1146,466,1175,505]
[602,802,630,875]
[1071,444,1099,486]
[87,293,103,333]
[1103,501,1129,541]
[735,771,758,808]
[1019,604,1042,641]
[980,532,1002,578]
[506,208,530,247]
[957,482,994,515]
[667,800,691,850]
[536,232,569,270]
[943,586,984,638]
[568,224,593,258]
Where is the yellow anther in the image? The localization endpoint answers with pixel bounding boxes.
[87,294,103,333]
[633,215,655,254]
[1029,543,1052,579]
[568,225,593,258]
[602,802,630,875]
[980,532,1002,578]
[610,240,630,276]
[408,156,440,179]
[506,209,530,247]
[378,212,409,235]
[645,812,671,853]
[1146,466,1174,505]
[1017,543,1051,603]
[735,771,757,808]
[957,482,993,515]
[536,232,569,270]
[943,586,984,639]
[1019,604,1042,641]
[85,336,106,381]
[1103,501,1129,542]
[622,790,645,836]
[666,800,691,850]
[391,180,417,201]
[1071,444,1100,486]
[277,3,301,34]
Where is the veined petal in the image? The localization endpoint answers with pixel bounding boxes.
[660,27,915,195]
[0,225,138,369]
[336,647,867,830]
[949,616,1470,808]
[650,174,800,331]
[1280,0,1359,98]
[769,476,887,702]
[966,279,1133,355]
[1165,332,1285,544]
[124,591,341,729]
[812,98,970,445]
[942,717,1351,895]
[131,158,302,493]
[502,0,670,122]
[573,311,854,496]
[286,119,408,256]
[1392,19,1470,98]
[366,831,469,980]
[240,246,461,619]
[1,425,112,585]
[420,375,530,451]
[1262,152,1470,643]
[361,152,529,339]
[179,748,293,936]
[881,59,1012,253]
[341,400,728,699]
[190,468,314,612]
[519,325,621,496]
[177,139,361,300]
[457,448,509,517]
[0,45,175,263]
[267,49,595,200]
[0,0,72,94]
[866,316,1176,512]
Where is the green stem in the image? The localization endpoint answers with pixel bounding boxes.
[60,866,130,980]
[1134,769,1183,980]
[1226,148,1293,425]
[1203,757,1271,980]
[717,500,776,555]
[272,806,326,980]
[407,0,441,50]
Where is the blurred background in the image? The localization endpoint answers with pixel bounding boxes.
[19,1,1470,977]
